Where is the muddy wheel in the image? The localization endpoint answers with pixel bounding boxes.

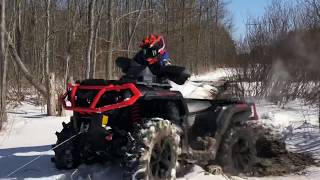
[52,117,80,169]
[123,118,181,180]
[217,125,256,175]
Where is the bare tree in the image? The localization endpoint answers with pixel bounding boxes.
[85,0,96,79]
[64,0,75,86]
[91,0,104,78]
[7,33,47,97]
[44,0,57,116]
[235,0,320,108]
[13,0,23,101]
[127,0,146,57]
[106,0,114,79]
[0,0,7,129]
[0,0,236,116]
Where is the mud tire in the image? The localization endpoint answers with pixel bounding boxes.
[217,125,256,175]
[52,117,80,169]
[123,118,181,180]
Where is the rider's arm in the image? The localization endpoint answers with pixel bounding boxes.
[133,50,148,66]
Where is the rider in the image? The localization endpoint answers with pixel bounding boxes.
[133,34,171,76]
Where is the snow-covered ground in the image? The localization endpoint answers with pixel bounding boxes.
[255,99,320,162]
[0,69,320,180]
[0,102,69,179]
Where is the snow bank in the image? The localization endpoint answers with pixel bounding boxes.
[1,102,70,149]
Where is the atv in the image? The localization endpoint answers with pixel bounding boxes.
[52,57,259,179]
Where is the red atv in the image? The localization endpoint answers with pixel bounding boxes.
[52,57,258,179]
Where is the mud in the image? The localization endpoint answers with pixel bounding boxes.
[179,122,318,177]
[247,137,318,177]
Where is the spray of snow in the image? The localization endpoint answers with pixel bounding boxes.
[171,68,228,99]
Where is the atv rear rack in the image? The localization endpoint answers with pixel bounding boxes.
[61,83,142,113]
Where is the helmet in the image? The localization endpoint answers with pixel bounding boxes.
[140,34,165,58]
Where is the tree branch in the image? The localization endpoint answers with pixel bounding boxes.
[127,0,146,56]
[6,32,47,96]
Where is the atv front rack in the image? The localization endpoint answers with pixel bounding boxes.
[61,83,142,113]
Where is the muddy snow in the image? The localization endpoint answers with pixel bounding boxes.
[1,69,320,180]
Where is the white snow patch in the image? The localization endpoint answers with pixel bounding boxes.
[13,150,54,157]
[177,165,227,180]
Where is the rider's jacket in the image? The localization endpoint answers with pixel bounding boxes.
[133,50,171,76]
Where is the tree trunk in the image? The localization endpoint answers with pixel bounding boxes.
[213,0,219,67]
[180,0,186,66]
[65,53,71,87]
[65,0,74,87]
[318,92,320,129]
[126,0,132,50]
[47,73,56,116]
[85,0,96,79]
[91,1,103,78]
[0,0,8,129]
[45,0,56,116]
[106,0,114,79]
[14,0,23,100]
[127,0,145,57]
[92,22,98,78]
[164,0,169,35]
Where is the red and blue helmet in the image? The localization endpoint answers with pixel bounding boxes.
[140,34,165,58]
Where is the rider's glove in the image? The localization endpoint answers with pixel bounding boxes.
[163,59,171,66]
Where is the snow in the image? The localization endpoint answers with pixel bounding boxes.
[1,68,320,179]
[177,165,227,180]
[0,102,70,179]
[170,68,229,99]
[0,104,68,149]
[171,81,217,99]
[189,68,230,82]
[254,99,320,162]
[256,99,319,129]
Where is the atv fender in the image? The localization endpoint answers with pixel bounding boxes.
[213,104,252,158]
[187,103,251,163]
